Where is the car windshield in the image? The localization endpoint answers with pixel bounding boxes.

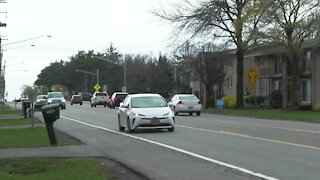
[179,95,198,101]
[96,93,107,96]
[131,96,167,108]
[48,93,64,98]
[37,95,47,100]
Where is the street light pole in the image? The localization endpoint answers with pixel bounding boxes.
[76,69,99,84]
[91,56,126,92]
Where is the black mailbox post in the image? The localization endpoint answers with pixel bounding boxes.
[41,104,60,145]
[22,101,31,118]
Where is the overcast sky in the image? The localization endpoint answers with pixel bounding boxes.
[1,0,177,101]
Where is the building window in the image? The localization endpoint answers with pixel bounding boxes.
[274,55,282,75]
[301,79,311,103]
[274,80,282,91]
[302,50,311,73]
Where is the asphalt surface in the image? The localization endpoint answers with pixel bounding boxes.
[0,104,263,180]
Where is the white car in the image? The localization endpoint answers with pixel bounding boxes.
[118,93,175,133]
[168,94,202,116]
[46,92,66,109]
[35,95,47,109]
[90,92,109,107]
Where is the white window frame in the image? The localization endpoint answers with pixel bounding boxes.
[273,80,282,91]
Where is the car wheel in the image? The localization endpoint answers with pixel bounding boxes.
[71,103,73,105]
[118,116,125,131]
[127,118,134,133]
[94,104,97,107]
[80,103,82,105]
[168,127,175,132]
[196,111,201,116]
[189,112,193,116]
[91,103,93,107]
[173,107,178,115]
[104,104,106,107]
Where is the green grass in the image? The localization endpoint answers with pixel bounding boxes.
[203,108,320,123]
[0,118,34,127]
[0,127,70,148]
[0,105,22,115]
[0,158,112,180]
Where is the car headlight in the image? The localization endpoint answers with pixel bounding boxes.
[132,112,145,117]
[61,99,66,103]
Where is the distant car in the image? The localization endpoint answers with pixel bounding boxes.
[168,94,202,116]
[78,92,91,101]
[70,95,83,105]
[118,93,175,133]
[109,92,128,108]
[90,92,109,107]
[35,95,47,109]
[46,92,66,109]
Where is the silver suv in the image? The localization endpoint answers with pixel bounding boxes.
[46,92,67,109]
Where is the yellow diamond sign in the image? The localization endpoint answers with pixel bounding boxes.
[94,83,101,92]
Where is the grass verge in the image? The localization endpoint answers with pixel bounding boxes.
[0,127,70,148]
[0,118,34,127]
[203,108,320,123]
[0,105,22,115]
[0,158,112,180]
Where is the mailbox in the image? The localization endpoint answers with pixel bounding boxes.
[41,104,60,145]
[41,104,60,122]
[22,101,31,118]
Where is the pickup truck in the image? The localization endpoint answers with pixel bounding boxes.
[90,92,109,107]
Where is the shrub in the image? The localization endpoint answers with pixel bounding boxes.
[222,96,236,108]
[314,104,320,111]
[244,96,265,105]
[270,90,282,108]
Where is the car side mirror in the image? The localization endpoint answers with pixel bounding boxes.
[167,102,173,107]
[120,103,128,108]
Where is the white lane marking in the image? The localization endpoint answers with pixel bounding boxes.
[61,115,278,180]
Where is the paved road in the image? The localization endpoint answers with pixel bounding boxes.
[36,102,320,179]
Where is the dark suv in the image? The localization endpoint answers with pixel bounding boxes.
[109,92,128,108]
[78,92,91,101]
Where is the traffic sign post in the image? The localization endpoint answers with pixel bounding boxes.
[246,67,260,108]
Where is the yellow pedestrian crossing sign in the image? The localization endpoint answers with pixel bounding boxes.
[246,68,259,80]
[94,83,101,92]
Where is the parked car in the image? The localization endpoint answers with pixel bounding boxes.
[70,95,83,105]
[118,93,175,133]
[46,92,66,109]
[78,92,91,101]
[109,92,128,108]
[35,95,47,109]
[168,94,202,116]
[90,92,109,107]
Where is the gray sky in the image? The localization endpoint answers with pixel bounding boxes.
[1,0,175,101]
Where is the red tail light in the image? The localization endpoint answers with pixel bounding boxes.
[114,96,118,102]
[178,101,182,104]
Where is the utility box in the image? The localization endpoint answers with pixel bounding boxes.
[41,104,60,145]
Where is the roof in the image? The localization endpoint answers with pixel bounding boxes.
[128,93,162,98]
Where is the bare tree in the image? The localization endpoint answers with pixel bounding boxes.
[154,0,270,108]
[265,0,320,109]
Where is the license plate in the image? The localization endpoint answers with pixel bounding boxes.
[188,106,193,109]
[151,119,160,125]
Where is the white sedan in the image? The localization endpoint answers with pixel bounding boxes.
[168,94,202,116]
[118,93,175,133]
